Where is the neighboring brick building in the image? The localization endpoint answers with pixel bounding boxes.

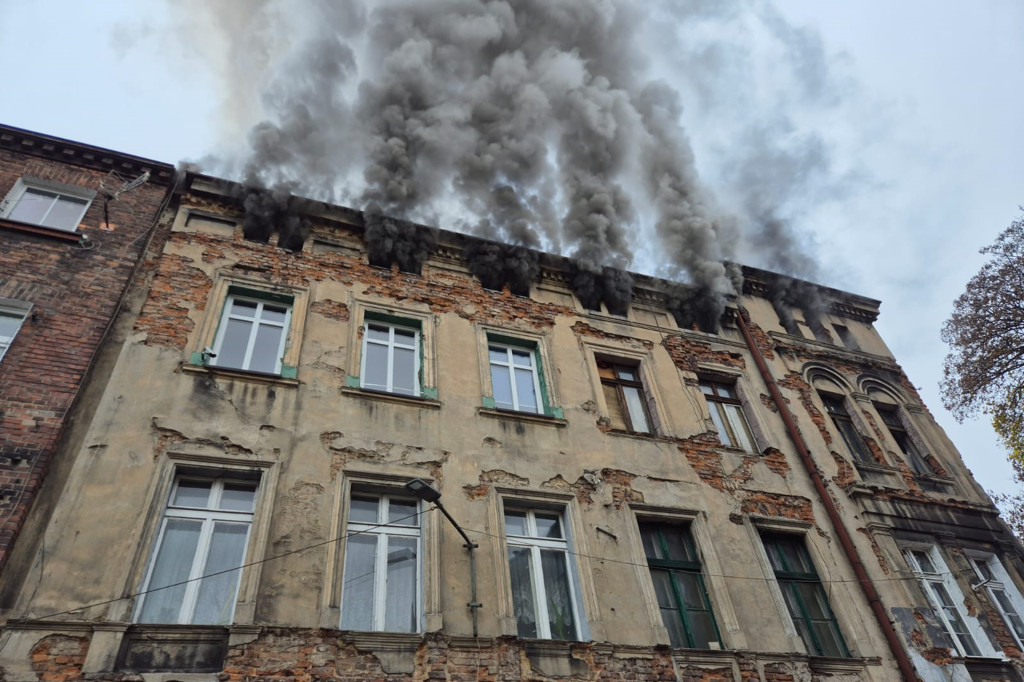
[0,125,175,571]
[1,166,1023,682]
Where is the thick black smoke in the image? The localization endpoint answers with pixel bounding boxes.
[364,206,437,275]
[572,265,635,316]
[236,186,310,252]
[464,241,540,297]
[767,274,830,340]
[177,0,853,305]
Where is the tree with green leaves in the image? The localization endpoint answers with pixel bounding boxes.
[941,212,1024,465]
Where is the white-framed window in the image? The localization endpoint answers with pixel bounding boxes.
[135,474,258,625]
[489,341,544,413]
[903,546,998,657]
[210,293,293,374]
[700,379,756,452]
[0,303,29,363]
[504,505,584,640]
[0,177,95,232]
[361,320,421,396]
[968,553,1024,649]
[340,492,422,633]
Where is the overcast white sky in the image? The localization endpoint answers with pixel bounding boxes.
[1,1,1021,496]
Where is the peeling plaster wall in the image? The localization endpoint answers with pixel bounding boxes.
[1,175,1022,681]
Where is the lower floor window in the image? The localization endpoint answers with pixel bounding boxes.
[762,533,850,657]
[136,475,258,625]
[505,506,582,640]
[341,493,421,632]
[639,522,720,648]
[904,547,995,657]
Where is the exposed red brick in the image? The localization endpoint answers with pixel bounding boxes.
[0,140,172,568]
[662,335,746,374]
[740,492,816,524]
[29,634,89,682]
[570,320,654,350]
[310,298,350,321]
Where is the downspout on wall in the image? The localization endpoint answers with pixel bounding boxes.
[735,307,919,682]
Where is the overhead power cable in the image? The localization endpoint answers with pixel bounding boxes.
[33,505,978,622]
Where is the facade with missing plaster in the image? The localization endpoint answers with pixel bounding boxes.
[1,166,1023,682]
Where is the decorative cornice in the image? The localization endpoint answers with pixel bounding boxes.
[0,124,175,185]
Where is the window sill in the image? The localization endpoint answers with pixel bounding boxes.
[605,428,674,443]
[478,407,568,427]
[852,460,900,474]
[342,630,425,650]
[0,217,82,242]
[915,473,955,492]
[181,363,300,387]
[808,655,879,674]
[341,386,441,409]
[715,444,760,456]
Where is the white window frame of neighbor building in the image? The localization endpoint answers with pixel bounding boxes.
[699,378,756,453]
[340,491,423,633]
[360,319,421,397]
[0,176,95,232]
[0,301,30,363]
[134,473,259,625]
[503,504,585,640]
[209,292,293,375]
[903,546,1000,657]
[967,551,1024,650]
[489,340,544,414]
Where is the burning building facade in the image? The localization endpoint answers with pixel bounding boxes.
[0,168,1022,682]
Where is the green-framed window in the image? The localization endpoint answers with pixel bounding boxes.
[483,333,561,418]
[639,522,720,649]
[762,533,850,657]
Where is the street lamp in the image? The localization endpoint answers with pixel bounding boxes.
[404,478,482,637]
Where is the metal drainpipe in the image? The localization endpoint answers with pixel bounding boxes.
[434,502,482,637]
[735,308,918,682]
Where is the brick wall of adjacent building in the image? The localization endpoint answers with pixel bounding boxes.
[0,127,174,568]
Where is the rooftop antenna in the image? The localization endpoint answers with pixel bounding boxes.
[100,169,150,200]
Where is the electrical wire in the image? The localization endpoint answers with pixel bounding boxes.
[31,507,431,622]
[30,503,993,623]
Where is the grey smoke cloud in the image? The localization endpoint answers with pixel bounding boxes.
[169,0,856,320]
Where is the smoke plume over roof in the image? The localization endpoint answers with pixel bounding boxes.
[174,0,859,312]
